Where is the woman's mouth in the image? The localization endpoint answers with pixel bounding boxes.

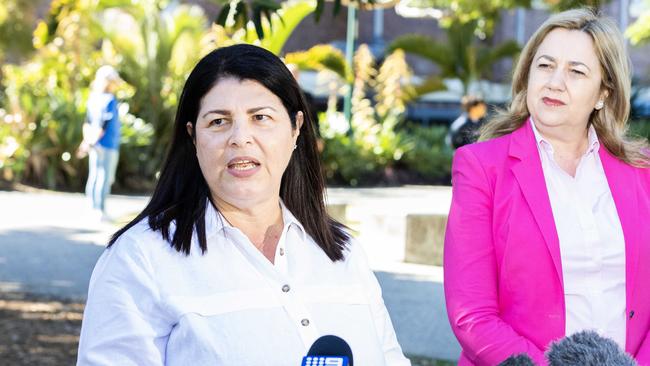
[227,157,261,177]
[228,160,258,170]
[542,97,565,106]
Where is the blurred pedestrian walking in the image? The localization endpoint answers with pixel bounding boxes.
[77,65,122,221]
[446,95,487,149]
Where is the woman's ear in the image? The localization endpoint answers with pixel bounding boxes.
[186,122,195,144]
[600,89,610,103]
[294,111,304,138]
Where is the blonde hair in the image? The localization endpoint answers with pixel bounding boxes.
[91,65,120,93]
[480,8,649,167]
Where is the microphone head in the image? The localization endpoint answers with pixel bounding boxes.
[306,335,353,366]
[546,330,637,366]
[498,354,536,366]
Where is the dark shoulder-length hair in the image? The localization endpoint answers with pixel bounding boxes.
[109,44,350,261]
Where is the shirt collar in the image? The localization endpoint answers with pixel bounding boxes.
[279,200,308,241]
[529,118,600,156]
[204,198,307,242]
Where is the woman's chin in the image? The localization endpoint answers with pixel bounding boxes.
[213,188,276,210]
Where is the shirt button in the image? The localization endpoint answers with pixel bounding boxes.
[282,284,290,293]
[301,318,310,326]
[279,248,285,256]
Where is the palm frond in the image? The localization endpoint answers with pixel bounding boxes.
[388,34,452,69]
[412,75,446,99]
[285,44,351,82]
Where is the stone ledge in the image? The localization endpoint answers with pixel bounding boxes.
[405,214,448,266]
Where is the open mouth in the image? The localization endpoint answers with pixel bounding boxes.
[228,160,259,170]
[227,157,261,172]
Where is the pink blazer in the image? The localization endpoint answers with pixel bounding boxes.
[443,120,650,366]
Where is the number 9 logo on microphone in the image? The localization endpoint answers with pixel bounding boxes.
[301,356,350,366]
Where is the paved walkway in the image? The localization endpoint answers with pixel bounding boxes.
[0,188,460,361]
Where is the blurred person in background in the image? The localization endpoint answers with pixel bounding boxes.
[446,95,488,149]
[444,8,650,365]
[77,65,122,221]
[76,44,409,366]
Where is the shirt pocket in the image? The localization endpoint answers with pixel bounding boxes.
[164,289,282,318]
[298,284,369,305]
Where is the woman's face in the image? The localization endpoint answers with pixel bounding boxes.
[526,28,607,132]
[188,78,302,210]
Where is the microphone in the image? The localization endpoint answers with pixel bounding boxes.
[498,354,536,366]
[546,330,637,366]
[301,335,353,366]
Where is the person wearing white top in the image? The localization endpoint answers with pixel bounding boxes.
[77,44,410,366]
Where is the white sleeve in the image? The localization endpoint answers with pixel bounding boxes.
[352,242,412,366]
[77,231,173,366]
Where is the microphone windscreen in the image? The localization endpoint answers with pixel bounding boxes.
[498,354,536,366]
[546,330,637,366]
[306,335,353,366]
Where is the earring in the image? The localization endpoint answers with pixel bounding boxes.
[595,100,604,110]
[293,144,297,150]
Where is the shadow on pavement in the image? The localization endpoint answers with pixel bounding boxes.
[376,271,461,361]
[0,227,105,300]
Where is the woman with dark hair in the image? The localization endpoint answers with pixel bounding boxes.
[76,44,409,366]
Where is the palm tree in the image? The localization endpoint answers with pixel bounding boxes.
[95,1,208,176]
[388,19,520,97]
[208,0,317,54]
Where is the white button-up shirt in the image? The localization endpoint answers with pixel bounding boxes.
[530,120,626,348]
[77,202,410,366]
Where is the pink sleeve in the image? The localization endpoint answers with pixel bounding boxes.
[443,147,546,366]
[636,332,650,366]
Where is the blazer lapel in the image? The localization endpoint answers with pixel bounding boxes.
[599,147,640,301]
[509,120,564,285]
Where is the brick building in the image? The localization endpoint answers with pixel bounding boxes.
[256,0,650,83]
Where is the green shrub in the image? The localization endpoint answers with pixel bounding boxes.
[320,131,381,186]
[629,118,650,141]
[1,50,95,190]
[401,124,453,184]
[317,45,453,186]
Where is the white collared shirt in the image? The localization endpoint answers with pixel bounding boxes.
[77,201,410,366]
[530,119,626,348]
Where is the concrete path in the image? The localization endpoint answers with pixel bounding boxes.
[0,188,460,361]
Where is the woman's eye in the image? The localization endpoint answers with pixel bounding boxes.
[209,118,225,127]
[253,114,270,122]
[538,63,550,69]
[571,69,586,76]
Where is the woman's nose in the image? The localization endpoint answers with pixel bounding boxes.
[228,119,253,147]
[545,68,566,92]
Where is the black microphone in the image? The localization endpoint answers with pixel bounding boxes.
[301,335,353,366]
[546,330,637,366]
[498,354,536,366]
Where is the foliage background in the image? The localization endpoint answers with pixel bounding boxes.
[0,0,648,191]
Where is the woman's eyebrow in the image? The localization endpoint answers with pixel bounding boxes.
[536,54,555,63]
[201,109,231,119]
[247,106,277,114]
[568,61,591,71]
[536,55,591,71]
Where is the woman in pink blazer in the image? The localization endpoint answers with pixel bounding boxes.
[444,9,650,366]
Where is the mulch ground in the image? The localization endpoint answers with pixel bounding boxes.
[0,292,82,365]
